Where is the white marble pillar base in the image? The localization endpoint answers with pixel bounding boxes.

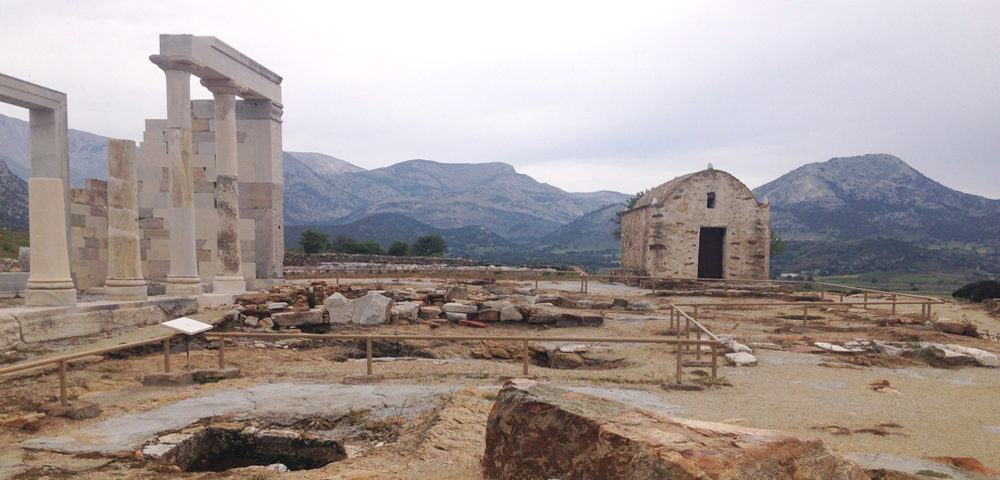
[26,282,77,307]
[212,275,247,295]
[165,276,202,296]
[104,278,148,301]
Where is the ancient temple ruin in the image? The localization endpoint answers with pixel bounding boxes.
[619,166,770,279]
[68,34,285,295]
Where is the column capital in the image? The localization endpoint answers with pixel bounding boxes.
[201,78,243,95]
[149,55,196,73]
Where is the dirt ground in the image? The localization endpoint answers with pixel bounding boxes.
[1,278,999,479]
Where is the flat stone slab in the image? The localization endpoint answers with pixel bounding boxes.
[21,383,448,455]
[847,453,995,480]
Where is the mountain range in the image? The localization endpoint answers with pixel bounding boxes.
[1,113,996,276]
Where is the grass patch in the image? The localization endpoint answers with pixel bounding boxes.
[0,230,28,259]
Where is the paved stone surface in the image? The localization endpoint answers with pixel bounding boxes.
[22,383,448,454]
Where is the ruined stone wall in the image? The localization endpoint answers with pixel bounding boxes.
[620,169,769,279]
[134,99,283,294]
[69,179,108,291]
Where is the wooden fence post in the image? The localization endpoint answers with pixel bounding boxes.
[522,340,530,376]
[366,336,373,376]
[163,338,171,373]
[58,360,68,406]
[218,337,226,369]
[675,344,683,384]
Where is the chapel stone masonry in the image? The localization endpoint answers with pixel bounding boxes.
[620,166,770,280]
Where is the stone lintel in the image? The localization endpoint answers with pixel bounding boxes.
[0,72,66,110]
[151,34,282,103]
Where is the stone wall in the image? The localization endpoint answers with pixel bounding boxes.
[620,169,769,279]
[134,99,283,294]
[67,98,283,295]
[70,179,108,291]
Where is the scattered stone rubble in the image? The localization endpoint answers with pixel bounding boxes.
[228,282,609,331]
[812,339,998,368]
[483,379,869,480]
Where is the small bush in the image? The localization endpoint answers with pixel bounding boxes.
[952,280,1000,302]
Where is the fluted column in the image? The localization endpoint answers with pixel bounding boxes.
[161,67,202,296]
[202,79,245,294]
[104,139,147,300]
[25,177,75,306]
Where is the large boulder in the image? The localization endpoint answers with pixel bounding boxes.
[500,305,523,322]
[353,292,394,326]
[324,293,353,324]
[483,379,868,480]
[442,302,478,314]
[271,308,324,327]
[392,301,421,321]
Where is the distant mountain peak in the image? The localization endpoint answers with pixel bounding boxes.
[753,153,1000,244]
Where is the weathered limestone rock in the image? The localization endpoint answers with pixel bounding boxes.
[725,352,758,366]
[41,401,102,420]
[549,351,585,369]
[555,312,604,328]
[527,308,557,324]
[445,312,468,322]
[392,301,420,321]
[444,286,468,301]
[500,305,523,322]
[18,247,29,271]
[419,306,442,319]
[324,293,352,324]
[575,300,595,309]
[353,292,393,326]
[271,308,323,327]
[142,371,194,386]
[932,319,978,337]
[483,379,868,480]
[478,309,500,322]
[719,335,752,354]
[1,412,47,432]
[25,178,76,306]
[442,302,478,314]
[628,300,653,311]
[191,367,241,382]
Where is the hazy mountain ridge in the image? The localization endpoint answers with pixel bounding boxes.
[0,159,28,230]
[753,153,1000,244]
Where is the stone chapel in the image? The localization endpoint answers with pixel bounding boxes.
[619,166,770,279]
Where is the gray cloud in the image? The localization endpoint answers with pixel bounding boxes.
[0,0,997,197]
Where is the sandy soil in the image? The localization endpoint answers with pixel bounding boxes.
[1,278,999,479]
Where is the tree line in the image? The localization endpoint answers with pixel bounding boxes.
[299,229,447,257]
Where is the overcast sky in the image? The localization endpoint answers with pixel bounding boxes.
[1,1,998,198]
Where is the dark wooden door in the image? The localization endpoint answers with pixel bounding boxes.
[698,227,725,279]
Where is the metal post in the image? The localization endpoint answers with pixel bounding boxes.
[522,340,530,376]
[218,337,226,369]
[58,360,68,406]
[675,343,683,384]
[891,294,897,315]
[710,344,718,379]
[366,336,373,376]
[163,338,171,373]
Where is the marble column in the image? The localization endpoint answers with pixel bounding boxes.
[202,79,245,294]
[104,139,147,300]
[25,177,75,306]
[162,68,202,296]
